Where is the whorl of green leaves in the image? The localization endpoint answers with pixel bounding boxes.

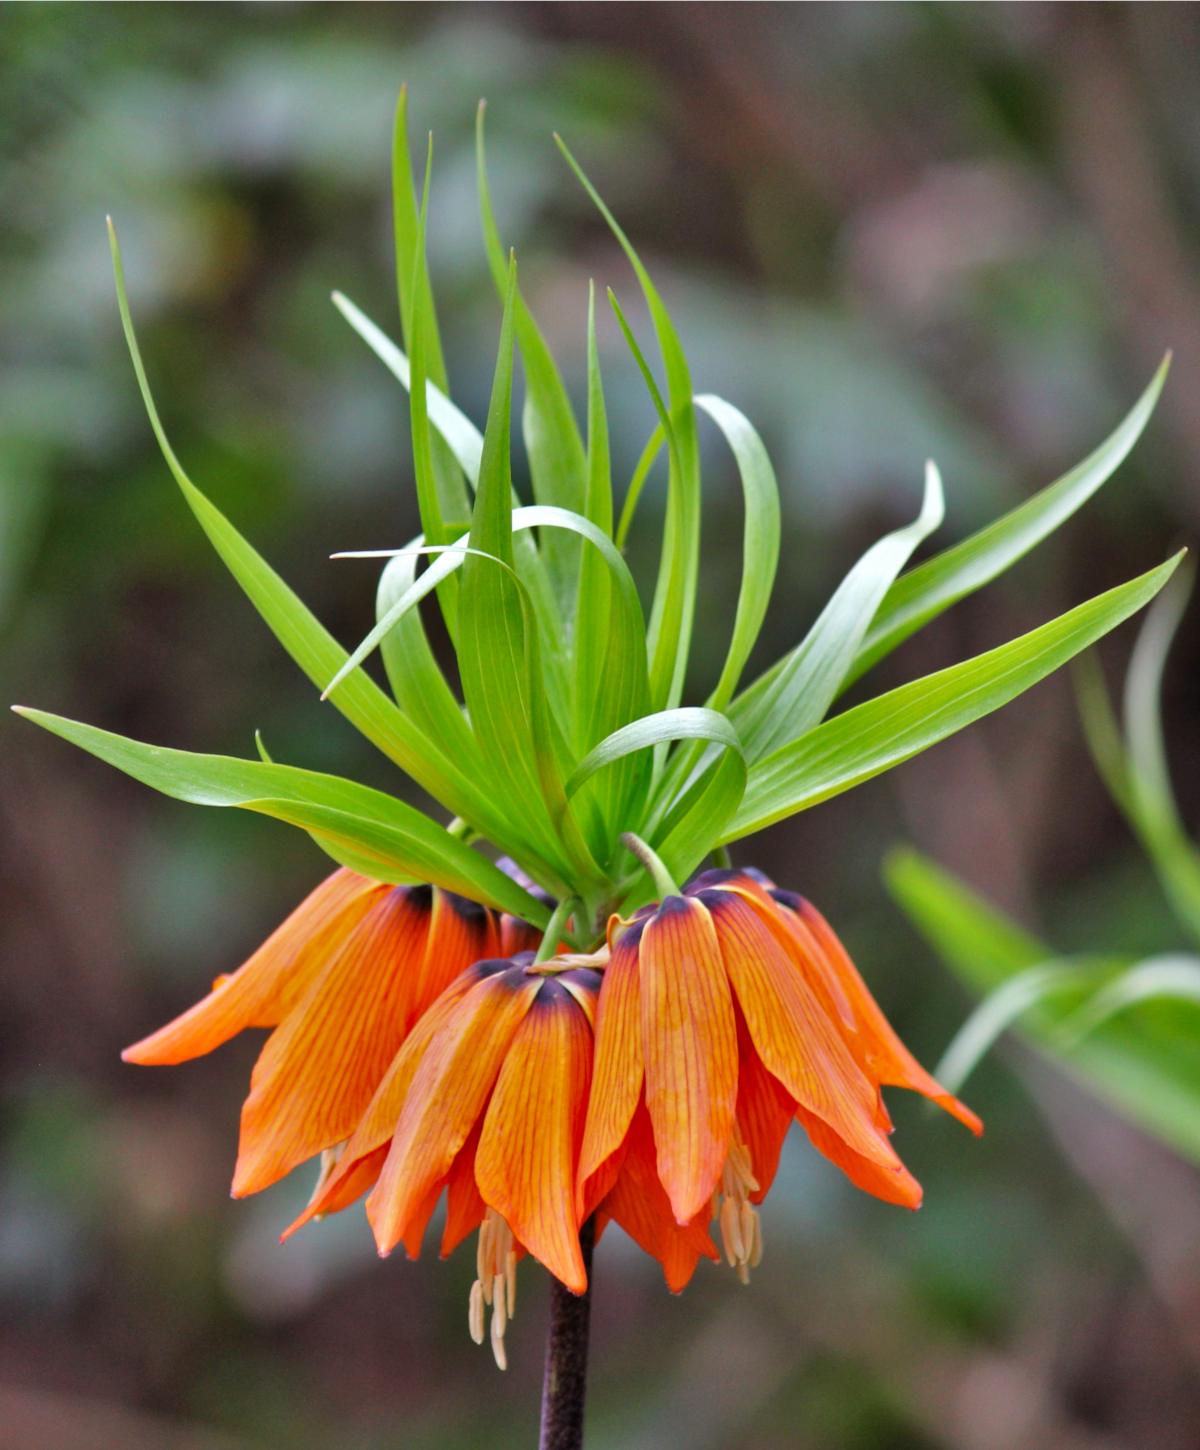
[16,92,1182,938]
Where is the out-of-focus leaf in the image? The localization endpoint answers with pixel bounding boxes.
[1078,565,1200,945]
[1060,955,1200,1048]
[846,357,1170,687]
[726,554,1181,839]
[886,848,1200,1165]
[732,461,943,760]
[934,962,1093,1093]
[14,708,548,923]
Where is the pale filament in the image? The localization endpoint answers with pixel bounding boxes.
[468,1207,518,1369]
[306,1141,345,1221]
[715,1128,764,1285]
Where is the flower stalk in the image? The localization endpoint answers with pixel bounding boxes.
[539,1217,595,1450]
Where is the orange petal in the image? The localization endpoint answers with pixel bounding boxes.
[123,869,381,1064]
[367,966,539,1257]
[640,897,738,1224]
[441,1120,487,1258]
[577,928,644,1208]
[282,965,486,1238]
[701,888,900,1171]
[279,1144,388,1242]
[796,1106,923,1209]
[734,1015,794,1205]
[231,887,434,1196]
[601,1101,718,1293]
[783,895,982,1136]
[409,893,499,1032]
[500,914,544,957]
[475,979,593,1291]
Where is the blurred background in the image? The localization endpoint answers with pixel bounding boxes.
[4,4,1200,1447]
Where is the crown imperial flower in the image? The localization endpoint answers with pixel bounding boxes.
[16,87,1179,1440]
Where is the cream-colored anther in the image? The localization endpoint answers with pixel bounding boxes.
[467,1208,518,1369]
[306,1141,346,1221]
[716,1126,763,1284]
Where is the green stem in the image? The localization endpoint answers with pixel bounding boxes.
[534,897,580,963]
[619,832,681,900]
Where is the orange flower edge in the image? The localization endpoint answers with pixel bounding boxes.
[121,867,544,1197]
[579,866,981,1288]
[296,950,604,1370]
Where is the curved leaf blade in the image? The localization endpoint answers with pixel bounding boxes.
[695,394,781,713]
[848,356,1170,686]
[14,708,548,923]
[727,553,1184,839]
[732,461,943,759]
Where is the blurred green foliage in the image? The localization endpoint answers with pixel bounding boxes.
[4,5,1200,1449]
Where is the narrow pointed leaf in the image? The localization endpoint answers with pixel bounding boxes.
[15,708,548,923]
[696,394,781,712]
[391,89,472,527]
[886,849,1200,1164]
[561,135,701,712]
[847,357,1170,686]
[107,220,483,822]
[726,554,1183,839]
[476,101,586,609]
[732,463,943,759]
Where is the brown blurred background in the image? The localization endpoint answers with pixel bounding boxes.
[4,4,1200,1447]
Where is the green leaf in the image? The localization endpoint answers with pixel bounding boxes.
[560,136,701,713]
[567,707,741,798]
[332,507,644,697]
[847,357,1170,687]
[106,219,484,824]
[1078,563,1200,944]
[726,553,1183,839]
[695,395,781,712]
[616,424,665,551]
[886,848,1200,1164]
[15,707,548,923]
[391,90,472,528]
[1059,955,1200,1048]
[454,264,596,881]
[732,461,943,760]
[476,101,586,612]
[375,546,479,766]
[572,284,615,749]
[933,962,1093,1093]
[334,289,484,483]
[333,289,569,703]
[566,708,747,898]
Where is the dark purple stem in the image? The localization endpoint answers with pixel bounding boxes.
[538,1217,595,1450]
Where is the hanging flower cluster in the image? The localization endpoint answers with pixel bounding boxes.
[17,94,1177,1373]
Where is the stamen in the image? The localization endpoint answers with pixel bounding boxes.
[466,1208,519,1370]
[715,1124,763,1285]
[468,1279,485,1345]
[306,1141,346,1220]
